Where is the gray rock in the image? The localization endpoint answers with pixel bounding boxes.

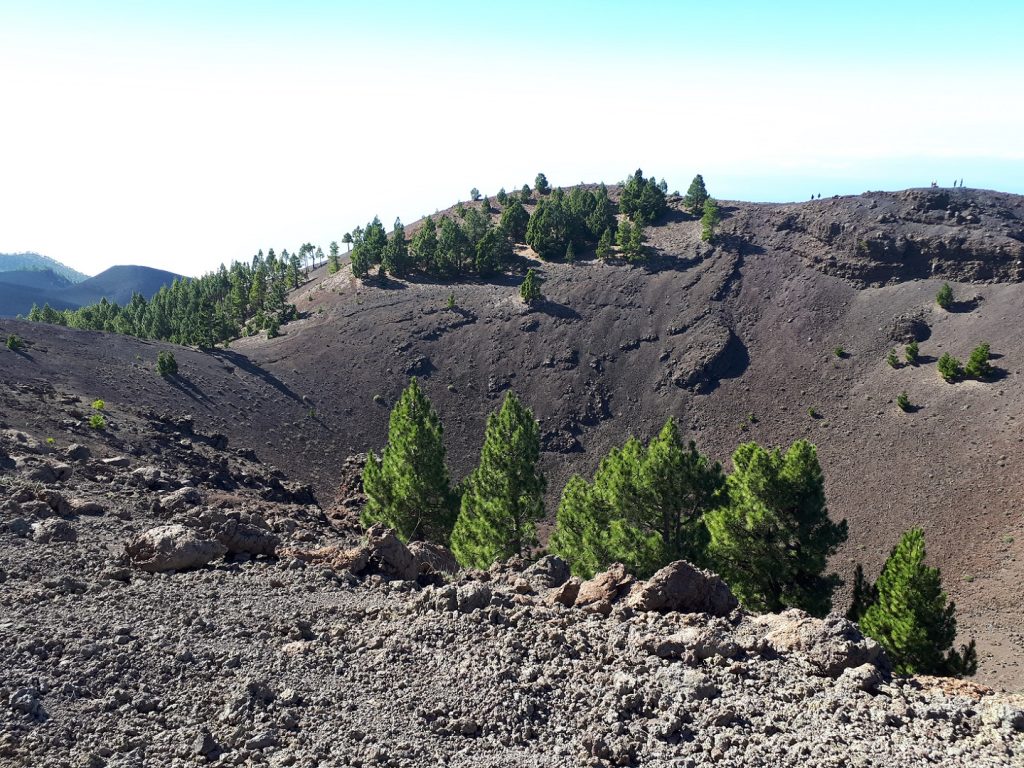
[65,443,91,462]
[627,560,738,616]
[31,518,77,543]
[364,524,419,581]
[159,486,201,514]
[125,525,226,572]
[574,563,635,616]
[524,554,571,589]
[407,540,459,575]
[755,609,888,677]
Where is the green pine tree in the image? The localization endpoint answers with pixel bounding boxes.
[705,440,848,616]
[361,379,456,543]
[860,528,977,676]
[935,282,954,310]
[596,228,614,260]
[701,198,721,243]
[905,340,919,365]
[937,352,962,382]
[887,349,900,368]
[565,240,576,264]
[683,174,709,214]
[964,343,992,379]
[520,268,542,304]
[549,475,614,578]
[450,392,546,569]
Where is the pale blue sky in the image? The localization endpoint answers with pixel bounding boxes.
[2,1,1022,276]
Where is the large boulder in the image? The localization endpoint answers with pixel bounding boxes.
[574,563,635,616]
[752,609,889,678]
[364,524,419,581]
[214,518,279,557]
[159,487,202,515]
[626,560,737,617]
[31,518,77,544]
[125,525,226,573]
[407,540,459,575]
[524,555,571,589]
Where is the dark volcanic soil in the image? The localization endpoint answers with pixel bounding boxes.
[2,185,1023,690]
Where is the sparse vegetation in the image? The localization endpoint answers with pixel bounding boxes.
[445,293,455,310]
[833,346,845,359]
[896,391,911,411]
[858,528,977,676]
[936,282,954,310]
[156,350,178,377]
[89,413,106,430]
[6,334,22,351]
[91,399,105,411]
[937,352,962,382]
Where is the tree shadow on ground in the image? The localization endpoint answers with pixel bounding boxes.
[209,349,303,403]
[165,375,212,406]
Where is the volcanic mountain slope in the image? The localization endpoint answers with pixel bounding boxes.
[2,185,1024,688]
[0,410,1022,767]
[0,264,183,317]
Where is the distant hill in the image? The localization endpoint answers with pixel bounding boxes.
[0,252,88,283]
[0,263,183,317]
[60,265,184,307]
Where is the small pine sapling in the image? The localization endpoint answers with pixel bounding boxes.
[905,340,919,365]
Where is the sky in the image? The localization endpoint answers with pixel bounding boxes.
[2,1,1023,277]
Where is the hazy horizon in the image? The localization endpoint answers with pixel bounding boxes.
[3,1,1023,278]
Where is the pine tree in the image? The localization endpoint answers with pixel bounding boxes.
[565,241,576,264]
[905,340,919,365]
[361,379,456,543]
[887,349,900,368]
[500,198,529,243]
[549,475,614,578]
[410,216,438,271]
[534,172,550,196]
[381,219,409,277]
[496,187,508,205]
[704,440,848,616]
[683,174,709,214]
[450,392,546,569]
[701,198,721,243]
[470,187,481,201]
[937,353,962,382]
[935,282,954,310]
[860,528,977,676]
[549,423,721,578]
[964,343,992,379]
[635,419,723,567]
[596,228,613,260]
[520,268,542,304]
[328,241,340,274]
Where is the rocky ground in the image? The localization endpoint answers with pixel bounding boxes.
[3,185,1024,690]
[2,416,1022,767]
